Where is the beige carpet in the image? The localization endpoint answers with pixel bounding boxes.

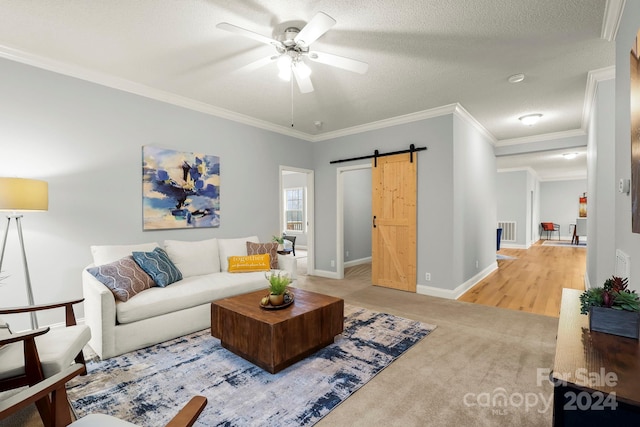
[2,265,557,427]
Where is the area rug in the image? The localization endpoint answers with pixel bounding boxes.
[67,305,435,426]
[497,254,517,260]
[542,240,586,248]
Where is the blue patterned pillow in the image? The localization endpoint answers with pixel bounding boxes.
[132,247,182,287]
[86,256,155,302]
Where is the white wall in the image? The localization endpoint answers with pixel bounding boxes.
[614,2,640,292]
[0,58,313,330]
[539,179,588,240]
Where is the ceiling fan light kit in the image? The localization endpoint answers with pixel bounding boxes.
[216,11,368,94]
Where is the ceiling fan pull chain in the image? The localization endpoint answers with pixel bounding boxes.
[290,76,294,127]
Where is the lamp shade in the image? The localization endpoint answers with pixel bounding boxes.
[0,178,48,211]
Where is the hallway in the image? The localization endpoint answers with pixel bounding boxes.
[458,241,586,317]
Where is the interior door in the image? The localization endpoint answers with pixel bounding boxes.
[371,153,417,292]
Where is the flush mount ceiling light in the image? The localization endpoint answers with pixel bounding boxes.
[508,73,525,83]
[563,153,578,160]
[519,113,543,126]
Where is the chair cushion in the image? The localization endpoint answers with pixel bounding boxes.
[132,247,182,287]
[246,241,279,269]
[163,238,220,278]
[71,413,139,426]
[86,256,156,302]
[0,325,91,381]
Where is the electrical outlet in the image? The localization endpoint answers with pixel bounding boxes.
[331,260,335,267]
[475,260,479,268]
[346,250,349,257]
[425,273,431,281]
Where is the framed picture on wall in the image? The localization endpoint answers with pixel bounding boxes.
[142,146,220,230]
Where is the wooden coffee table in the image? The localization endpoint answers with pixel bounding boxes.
[210,288,344,374]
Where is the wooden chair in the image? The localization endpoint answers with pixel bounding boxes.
[0,363,208,427]
[282,235,296,256]
[0,299,91,425]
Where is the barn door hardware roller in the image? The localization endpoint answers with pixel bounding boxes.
[330,144,427,166]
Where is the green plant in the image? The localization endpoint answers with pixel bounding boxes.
[272,235,284,244]
[265,271,290,295]
[580,276,640,314]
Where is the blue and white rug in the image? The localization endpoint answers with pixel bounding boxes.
[68,305,435,426]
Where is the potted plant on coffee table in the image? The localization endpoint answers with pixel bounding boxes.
[264,271,291,306]
[579,276,640,339]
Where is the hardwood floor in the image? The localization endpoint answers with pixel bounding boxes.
[458,240,586,317]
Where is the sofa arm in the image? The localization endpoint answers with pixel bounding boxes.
[82,268,117,360]
[277,254,297,281]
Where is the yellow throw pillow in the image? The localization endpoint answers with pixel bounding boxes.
[227,254,271,273]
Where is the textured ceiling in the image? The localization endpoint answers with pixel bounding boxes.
[0,0,616,178]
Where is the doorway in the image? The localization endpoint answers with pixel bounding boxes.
[280,166,314,276]
[336,164,372,279]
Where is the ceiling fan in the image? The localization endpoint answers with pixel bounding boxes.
[216,12,368,94]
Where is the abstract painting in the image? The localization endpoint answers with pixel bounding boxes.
[142,146,220,230]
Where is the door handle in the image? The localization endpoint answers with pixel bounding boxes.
[373,215,377,228]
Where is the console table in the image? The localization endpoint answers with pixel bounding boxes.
[552,288,640,425]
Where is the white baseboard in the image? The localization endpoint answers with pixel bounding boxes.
[313,269,340,279]
[499,243,530,249]
[417,261,498,300]
[344,257,372,268]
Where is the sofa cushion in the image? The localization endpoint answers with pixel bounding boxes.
[86,256,156,302]
[228,254,271,273]
[163,238,220,278]
[218,236,259,272]
[115,272,269,324]
[246,241,279,269]
[132,247,182,287]
[91,242,159,265]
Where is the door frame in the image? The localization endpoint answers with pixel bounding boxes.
[279,165,315,274]
[336,163,372,280]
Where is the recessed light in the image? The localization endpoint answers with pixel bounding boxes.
[518,113,543,126]
[563,153,578,160]
[508,73,525,83]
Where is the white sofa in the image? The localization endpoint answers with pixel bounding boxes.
[82,236,296,359]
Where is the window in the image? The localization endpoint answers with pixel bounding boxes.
[285,187,304,232]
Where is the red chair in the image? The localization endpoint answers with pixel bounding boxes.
[541,222,560,240]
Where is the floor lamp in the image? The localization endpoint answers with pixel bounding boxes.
[0,177,49,329]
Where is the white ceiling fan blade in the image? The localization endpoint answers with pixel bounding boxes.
[237,55,278,74]
[308,51,369,74]
[293,66,314,93]
[294,12,336,47]
[216,22,283,49]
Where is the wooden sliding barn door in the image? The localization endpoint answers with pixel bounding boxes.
[371,153,417,292]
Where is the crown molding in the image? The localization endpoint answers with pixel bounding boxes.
[310,104,460,142]
[582,65,616,130]
[602,0,626,42]
[496,129,586,147]
[452,104,498,145]
[497,167,540,180]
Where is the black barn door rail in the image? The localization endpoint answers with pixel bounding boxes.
[330,144,427,167]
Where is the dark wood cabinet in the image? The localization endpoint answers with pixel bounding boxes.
[552,289,640,425]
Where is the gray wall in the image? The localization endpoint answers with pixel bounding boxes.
[539,179,588,240]
[343,168,372,263]
[614,2,640,292]
[0,58,312,329]
[587,78,616,288]
[496,170,529,246]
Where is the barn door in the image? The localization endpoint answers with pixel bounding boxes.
[371,153,417,292]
